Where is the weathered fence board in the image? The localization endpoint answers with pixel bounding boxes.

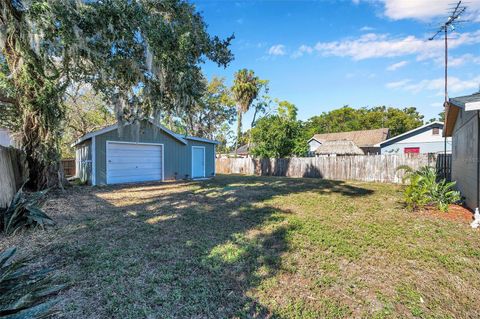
[0,146,27,208]
[216,154,441,184]
[61,158,76,178]
[436,154,452,182]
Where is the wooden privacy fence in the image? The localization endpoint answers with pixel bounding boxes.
[61,158,76,178]
[216,154,444,184]
[436,153,452,182]
[0,146,28,208]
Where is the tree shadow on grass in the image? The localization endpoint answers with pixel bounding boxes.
[44,175,374,318]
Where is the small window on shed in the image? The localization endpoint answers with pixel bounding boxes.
[432,127,440,135]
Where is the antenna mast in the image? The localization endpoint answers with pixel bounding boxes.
[429,0,466,102]
[428,0,467,180]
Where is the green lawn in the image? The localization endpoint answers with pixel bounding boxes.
[2,175,480,318]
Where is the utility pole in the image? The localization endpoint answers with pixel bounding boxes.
[429,0,466,180]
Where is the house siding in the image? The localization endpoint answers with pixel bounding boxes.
[381,141,451,154]
[380,123,452,154]
[0,128,14,147]
[87,121,216,185]
[75,139,92,184]
[188,140,216,178]
[308,140,321,153]
[451,108,479,209]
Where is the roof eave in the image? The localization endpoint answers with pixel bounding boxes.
[376,121,444,147]
[71,120,188,147]
[444,102,460,137]
[185,136,220,144]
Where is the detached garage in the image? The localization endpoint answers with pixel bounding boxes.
[72,120,217,185]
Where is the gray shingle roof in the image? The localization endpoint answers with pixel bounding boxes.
[310,128,389,147]
[315,140,365,155]
[449,92,480,108]
[229,144,250,155]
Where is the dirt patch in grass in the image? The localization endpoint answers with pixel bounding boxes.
[1,175,480,318]
[420,204,473,223]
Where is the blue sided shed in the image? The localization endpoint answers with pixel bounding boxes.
[72,120,217,185]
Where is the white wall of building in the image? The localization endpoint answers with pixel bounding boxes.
[380,124,451,154]
[0,128,14,147]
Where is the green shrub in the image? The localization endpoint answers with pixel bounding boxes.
[0,247,64,318]
[398,166,461,212]
[1,185,54,236]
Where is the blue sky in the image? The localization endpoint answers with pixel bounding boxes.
[194,0,480,129]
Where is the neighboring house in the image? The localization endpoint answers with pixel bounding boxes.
[444,92,480,209]
[71,119,218,185]
[315,140,364,156]
[229,144,251,158]
[0,128,16,147]
[375,121,451,154]
[307,128,389,156]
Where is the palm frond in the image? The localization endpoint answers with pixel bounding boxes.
[1,184,55,236]
[0,248,64,319]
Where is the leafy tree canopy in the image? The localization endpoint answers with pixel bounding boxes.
[304,105,424,138]
[163,76,236,152]
[250,101,307,158]
[180,77,235,138]
[61,84,115,158]
[231,69,267,155]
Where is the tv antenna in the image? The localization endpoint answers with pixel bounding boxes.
[428,0,467,103]
[428,0,467,180]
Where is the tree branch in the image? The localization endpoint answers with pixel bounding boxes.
[0,94,16,105]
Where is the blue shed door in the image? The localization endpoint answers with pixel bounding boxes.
[192,146,205,178]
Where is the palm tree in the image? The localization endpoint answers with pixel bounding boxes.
[231,69,261,157]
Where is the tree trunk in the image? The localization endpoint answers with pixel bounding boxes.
[22,111,64,190]
[234,110,243,158]
[2,0,66,191]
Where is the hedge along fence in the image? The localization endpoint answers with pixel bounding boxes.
[215,154,441,184]
[0,146,28,208]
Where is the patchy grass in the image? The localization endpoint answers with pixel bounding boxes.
[1,175,480,318]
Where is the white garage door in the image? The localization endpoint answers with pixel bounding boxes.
[106,142,163,184]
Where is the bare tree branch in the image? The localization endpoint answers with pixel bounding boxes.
[0,94,16,105]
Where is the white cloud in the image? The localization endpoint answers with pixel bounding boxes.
[386,79,411,89]
[434,53,480,67]
[363,0,480,21]
[386,60,408,71]
[311,30,480,61]
[291,44,313,58]
[386,76,480,94]
[360,26,375,32]
[268,44,286,56]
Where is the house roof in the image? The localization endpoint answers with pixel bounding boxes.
[315,140,364,155]
[445,93,480,137]
[309,128,389,148]
[449,92,480,108]
[71,119,219,147]
[230,144,250,155]
[374,121,444,147]
[173,134,220,145]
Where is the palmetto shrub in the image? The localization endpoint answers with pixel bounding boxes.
[398,166,461,212]
[0,247,64,318]
[0,185,54,236]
